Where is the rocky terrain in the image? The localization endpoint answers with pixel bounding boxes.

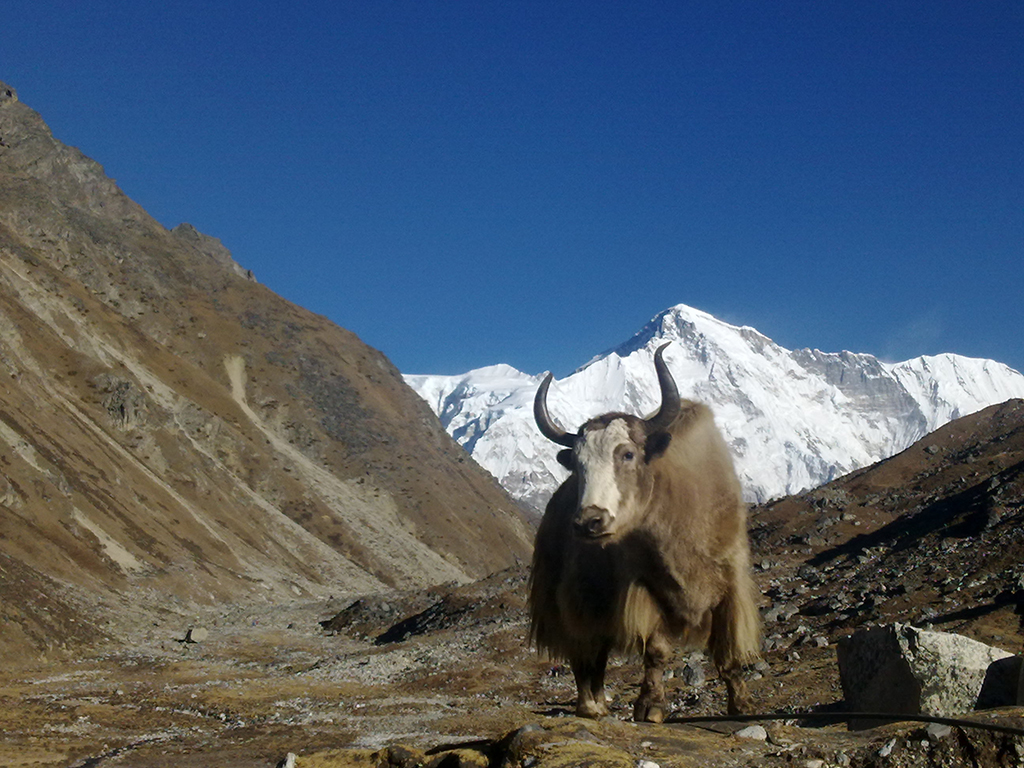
[1,399,1022,767]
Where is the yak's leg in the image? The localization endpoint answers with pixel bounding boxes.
[709,586,759,716]
[571,646,610,718]
[720,665,751,716]
[633,630,671,723]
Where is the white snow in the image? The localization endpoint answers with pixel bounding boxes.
[405,304,1024,511]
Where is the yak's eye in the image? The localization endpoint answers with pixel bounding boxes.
[622,450,635,462]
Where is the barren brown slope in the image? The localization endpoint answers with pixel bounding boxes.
[743,396,1024,712]
[0,80,532,660]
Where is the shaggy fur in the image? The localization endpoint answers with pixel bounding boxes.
[529,399,761,721]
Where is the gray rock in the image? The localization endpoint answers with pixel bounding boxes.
[96,375,148,429]
[185,626,209,643]
[837,623,1017,727]
[679,655,706,687]
[764,603,797,623]
[733,725,768,741]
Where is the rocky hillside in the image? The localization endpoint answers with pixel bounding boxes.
[0,80,533,659]
[750,397,1024,651]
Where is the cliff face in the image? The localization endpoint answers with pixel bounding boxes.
[0,81,532,657]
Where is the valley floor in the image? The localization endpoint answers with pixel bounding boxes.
[4,566,1024,768]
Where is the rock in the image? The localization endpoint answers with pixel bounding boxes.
[926,723,953,742]
[977,654,1024,709]
[733,725,768,741]
[679,655,706,687]
[428,749,489,768]
[375,744,425,768]
[185,627,209,643]
[837,623,1017,727]
[1019,654,1024,705]
[495,722,634,768]
[764,603,797,623]
[96,375,148,429]
[797,564,822,584]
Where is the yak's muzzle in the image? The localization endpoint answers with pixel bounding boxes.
[574,506,613,538]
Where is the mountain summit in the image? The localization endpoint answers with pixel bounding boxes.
[0,80,532,657]
[406,304,1024,512]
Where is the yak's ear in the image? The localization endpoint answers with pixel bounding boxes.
[645,431,672,462]
[557,449,575,469]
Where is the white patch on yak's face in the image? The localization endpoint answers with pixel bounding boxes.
[573,418,643,538]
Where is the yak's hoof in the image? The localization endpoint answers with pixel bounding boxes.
[576,701,609,719]
[727,695,753,717]
[633,700,665,723]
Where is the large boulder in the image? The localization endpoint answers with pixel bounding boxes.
[837,623,1021,727]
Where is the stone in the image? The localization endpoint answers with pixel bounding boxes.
[837,623,1017,727]
[764,603,797,623]
[185,627,209,643]
[733,725,768,741]
[1019,655,1024,705]
[680,656,706,687]
[376,744,425,768]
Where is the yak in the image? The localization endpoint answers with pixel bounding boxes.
[528,343,761,722]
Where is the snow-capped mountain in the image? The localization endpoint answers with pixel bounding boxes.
[405,304,1024,513]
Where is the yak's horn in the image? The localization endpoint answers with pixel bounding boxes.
[534,373,575,447]
[644,343,680,431]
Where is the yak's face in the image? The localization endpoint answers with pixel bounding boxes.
[558,416,671,540]
[535,342,680,540]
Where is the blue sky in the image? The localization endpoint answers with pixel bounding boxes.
[4,2,1022,376]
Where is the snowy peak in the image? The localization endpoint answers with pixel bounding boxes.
[591,304,773,372]
[406,304,1024,512]
[887,354,1024,429]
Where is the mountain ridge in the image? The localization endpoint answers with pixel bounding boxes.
[406,303,1024,512]
[0,79,533,658]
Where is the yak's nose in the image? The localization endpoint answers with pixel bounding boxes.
[574,506,612,538]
